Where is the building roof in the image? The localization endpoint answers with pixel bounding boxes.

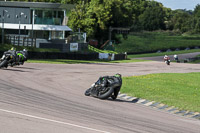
[0,1,74,10]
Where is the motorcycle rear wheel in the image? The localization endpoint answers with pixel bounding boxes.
[98,87,114,100]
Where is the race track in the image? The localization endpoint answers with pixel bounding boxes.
[0,61,200,133]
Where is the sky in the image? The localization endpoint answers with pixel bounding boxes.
[155,0,200,10]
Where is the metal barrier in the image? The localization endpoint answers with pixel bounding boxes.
[5,35,36,47]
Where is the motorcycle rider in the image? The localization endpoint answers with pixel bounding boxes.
[163,55,170,62]
[174,54,179,62]
[85,73,122,100]
[1,47,17,67]
[16,49,28,65]
[1,47,28,67]
[3,47,17,59]
[111,73,122,100]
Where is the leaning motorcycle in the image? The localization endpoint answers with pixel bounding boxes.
[164,55,170,65]
[0,49,28,68]
[165,60,170,65]
[16,49,28,65]
[0,51,16,68]
[85,74,122,100]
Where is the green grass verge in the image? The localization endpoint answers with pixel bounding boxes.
[88,45,118,54]
[121,73,200,112]
[27,59,148,64]
[128,49,200,58]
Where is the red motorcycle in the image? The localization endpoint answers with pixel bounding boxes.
[164,55,170,65]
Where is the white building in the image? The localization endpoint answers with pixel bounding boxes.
[0,1,74,47]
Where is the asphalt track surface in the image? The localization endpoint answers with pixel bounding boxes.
[1,61,200,133]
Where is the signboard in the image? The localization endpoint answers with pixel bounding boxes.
[70,43,78,52]
[99,53,115,60]
[83,33,87,43]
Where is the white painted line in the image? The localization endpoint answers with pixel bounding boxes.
[0,108,110,133]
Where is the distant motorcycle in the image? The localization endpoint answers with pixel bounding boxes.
[0,49,16,68]
[0,48,28,68]
[16,49,28,65]
[165,59,170,65]
[164,55,170,65]
[85,74,122,100]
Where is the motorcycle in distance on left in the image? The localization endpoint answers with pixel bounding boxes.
[16,49,28,65]
[163,55,170,65]
[0,48,28,68]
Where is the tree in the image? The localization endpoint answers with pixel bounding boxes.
[68,0,138,45]
[68,1,96,37]
[138,1,167,31]
[169,10,192,32]
[191,4,200,33]
[68,0,113,45]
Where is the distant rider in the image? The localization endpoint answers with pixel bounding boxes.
[174,54,179,62]
[163,55,170,62]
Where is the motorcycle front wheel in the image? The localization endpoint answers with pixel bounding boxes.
[0,60,8,68]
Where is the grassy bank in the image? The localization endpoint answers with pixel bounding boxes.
[128,49,200,58]
[27,59,148,64]
[88,45,118,54]
[121,73,200,112]
[115,31,200,53]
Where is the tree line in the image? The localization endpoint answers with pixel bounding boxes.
[7,0,200,45]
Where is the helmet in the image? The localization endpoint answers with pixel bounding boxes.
[114,73,121,78]
[11,47,16,51]
[164,55,168,58]
[23,49,27,51]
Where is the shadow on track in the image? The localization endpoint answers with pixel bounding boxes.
[14,66,40,70]
[1,68,30,72]
[107,98,138,103]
